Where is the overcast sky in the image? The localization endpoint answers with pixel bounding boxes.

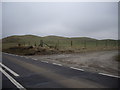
[2,2,118,39]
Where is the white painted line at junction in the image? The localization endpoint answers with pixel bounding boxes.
[0,67,26,90]
[52,63,62,66]
[41,61,48,63]
[70,67,84,71]
[0,63,19,77]
[99,73,120,78]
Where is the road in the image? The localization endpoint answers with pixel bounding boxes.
[1,53,119,89]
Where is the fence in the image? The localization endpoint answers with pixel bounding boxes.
[19,39,119,51]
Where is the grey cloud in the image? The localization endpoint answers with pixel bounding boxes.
[2,2,118,39]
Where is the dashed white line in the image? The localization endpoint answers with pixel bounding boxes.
[32,58,37,61]
[52,63,62,66]
[8,53,12,55]
[3,52,120,79]
[0,63,19,77]
[11,54,15,56]
[41,61,48,63]
[4,52,8,54]
[25,57,29,59]
[20,56,24,57]
[0,67,26,90]
[99,73,120,78]
[4,53,13,56]
[10,54,15,56]
[70,67,84,71]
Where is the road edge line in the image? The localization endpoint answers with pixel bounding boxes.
[0,67,26,90]
[0,63,19,77]
[52,63,62,66]
[98,73,120,78]
[70,67,84,71]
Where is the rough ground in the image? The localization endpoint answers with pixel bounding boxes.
[29,50,119,76]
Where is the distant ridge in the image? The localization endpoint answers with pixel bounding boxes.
[2,35,99,43]
[3,34,117,43]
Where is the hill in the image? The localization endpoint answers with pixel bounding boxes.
[2,35,98,43]
[3,35,41,43]
[2,35,118,51]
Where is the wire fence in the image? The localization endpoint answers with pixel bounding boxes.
[18,39,119,51]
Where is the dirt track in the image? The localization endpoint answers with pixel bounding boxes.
[29,50,119,76]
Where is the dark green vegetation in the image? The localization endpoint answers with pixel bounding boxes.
[2,35,119,55]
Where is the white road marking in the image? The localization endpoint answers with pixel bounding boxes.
[8,53,11,55]
[4,53,13,55]
[32,58,37,61]
[9,53,14,56]
[0,67,26,90]
[4,52,7,54]
[11,54,15,56]
[0,63,19,77]
[70,67,84,71]
[41,61,48,63]
[4,52,6,54]
[52,63,62,66]
[99,73,120,78]
[25,57,29,59]
[5,53,13,56]
[4,53,20,57]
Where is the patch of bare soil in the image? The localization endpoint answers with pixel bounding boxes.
[3,46,61,55]
[29,50,119,76]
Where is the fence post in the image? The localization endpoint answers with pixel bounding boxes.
[84,40,86,48]
[24,42,25,46]
[34,42,37,47]
[106,40,108,48]
[18,43,21,47]
[29,41,30,46]
[96,40,98,47]
[55,43,57,50]
[40,40,43,47]
[57,40,59,48]
[116,40,118,48]
[105,40,108,48]
[71,41,73,47]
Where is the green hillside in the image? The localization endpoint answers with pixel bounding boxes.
[2,35,118,51]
